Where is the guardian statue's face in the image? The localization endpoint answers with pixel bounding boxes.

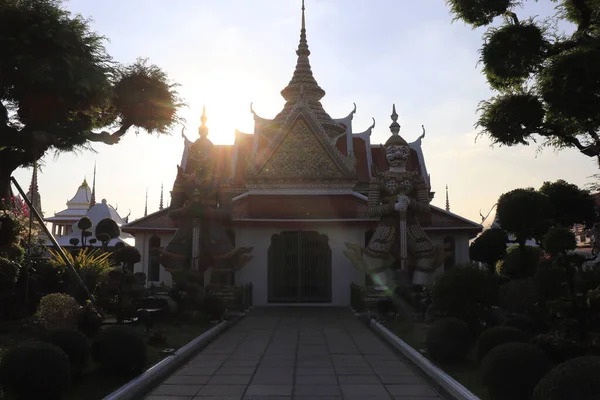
[385,145,409,168]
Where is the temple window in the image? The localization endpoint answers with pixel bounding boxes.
[148,235,161,282]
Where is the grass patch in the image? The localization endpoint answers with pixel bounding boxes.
[1,320,214,400]
[384,320,490,400]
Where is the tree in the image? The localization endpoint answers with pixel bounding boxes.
[539,179,597,228]
[470,228,509,270]
[497,188,554,249]
[0,0,182,201]
[446,0,600,163]
[95,218,120,251]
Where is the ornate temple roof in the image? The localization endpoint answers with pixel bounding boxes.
[45,178,92,222]
[50,198,135,247]
[270,4,345,138]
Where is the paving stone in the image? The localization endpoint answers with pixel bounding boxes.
[340,384,391,397]
[145,396,194,400]
[216,366,257,375]
[151,384,202,396]
[222,359,260,367]
[207,374,253,384]
[163,375,211,385]
[196,384,247,396]
[294,385,342,396]
[386,384,440,396]
[294,397,341,400]
[145,309,441,400]
[177,366,219,376]
[295,374,338,385]
[337,374,381,384]
[245,385,293,396]
[296,366,335,375]
[378,374,425,385]
[243,396,291,400]
[334,365,375,375]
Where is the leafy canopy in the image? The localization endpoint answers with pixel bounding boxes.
[0,0,182,197]
[447,0,600,158]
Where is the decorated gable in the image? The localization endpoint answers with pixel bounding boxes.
[251,117,352,179]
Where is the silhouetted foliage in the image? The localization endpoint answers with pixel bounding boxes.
[0,0,182,200]
[470,228,509,269]
[497,188,553,246]
[539,180,597,228]
[447,0,600,162]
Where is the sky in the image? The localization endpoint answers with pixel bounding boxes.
[12,0,599,226]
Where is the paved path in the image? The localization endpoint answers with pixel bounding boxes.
[146,307,443,400]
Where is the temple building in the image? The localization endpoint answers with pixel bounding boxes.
[45,173,134,248]
[123,5,482,305]
[45,178,93,238]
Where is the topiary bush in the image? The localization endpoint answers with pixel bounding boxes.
[481,342,553,400]
[35,293,81,329]
[533,356,600,400]
[42,328,90,378]
[431,264,498,332]
[201,295,225,321]
[498,278,540,314]
[476,326,531,362]
[504,313,538,334]
[0,341,71,400]
[426,317,473,363]
[496,245,542,279]
[91,327,147,377]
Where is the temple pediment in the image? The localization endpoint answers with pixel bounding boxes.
[247,112,355,180]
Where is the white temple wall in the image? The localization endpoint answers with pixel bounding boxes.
[233,224,363,306]
[133,231,175,286]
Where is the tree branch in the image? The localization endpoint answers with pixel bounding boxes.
[0,101,8,129]
[562,135,586,150]
[570,0,593,33]
[85,122,133,145]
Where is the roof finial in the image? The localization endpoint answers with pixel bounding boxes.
[302,0,306,31]
[144,188,148,217]
[89,161,97,209]
[159,183,164,210]
[389,104,401,136]
[445,185,450,212]
[198,105,209,138]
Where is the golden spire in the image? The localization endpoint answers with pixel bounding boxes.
[446,185,450,211]
[198,105,209,138]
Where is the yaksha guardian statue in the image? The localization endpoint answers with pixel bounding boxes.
[344,105,444,291]
[158,111,253,282]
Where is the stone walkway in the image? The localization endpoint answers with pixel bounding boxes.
[146,307,443,400]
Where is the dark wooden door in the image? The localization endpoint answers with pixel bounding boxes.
[268,231,332,303]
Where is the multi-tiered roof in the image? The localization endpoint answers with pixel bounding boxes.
[123,3,482,234]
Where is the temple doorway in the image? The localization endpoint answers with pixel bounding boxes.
[267,231,332,303]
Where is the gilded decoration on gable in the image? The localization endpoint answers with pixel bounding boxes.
[248,119,354,179]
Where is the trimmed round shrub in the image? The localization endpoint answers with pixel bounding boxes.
[496,245,542,279]
[35,293,81,329]
[504,313,538,334]
[431,264,498,332]
[481,342,553,400]
[498,278,540,314]
[426,317,472,363]
[201,296,225,321]
[476,326,531,362]
[91,327,147,377]
[0,341,71,400]
[533,356,600,400]
[42,328,90,377]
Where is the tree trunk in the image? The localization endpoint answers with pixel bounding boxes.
[0,150,26,207]
[0,164,15,205]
